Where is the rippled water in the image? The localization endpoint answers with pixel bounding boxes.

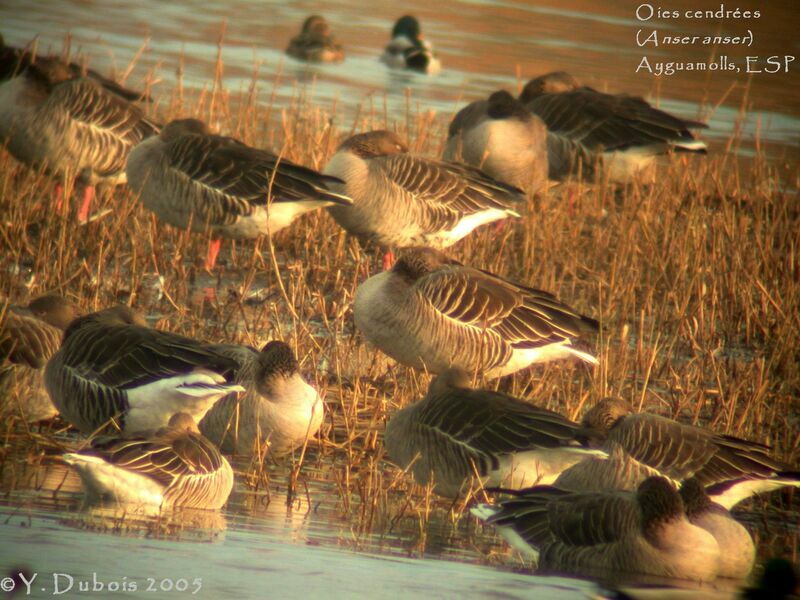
[1,0,798,162]
[0,460,612,599]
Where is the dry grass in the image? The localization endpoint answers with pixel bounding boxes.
[0,43,797,569]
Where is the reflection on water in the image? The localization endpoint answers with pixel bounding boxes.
[0,453,771,597]
[0,460,608,598]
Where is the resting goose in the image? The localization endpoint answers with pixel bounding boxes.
[519,72,708,182]
[63,412,234,511]
[471,477,721,582]
[384,368,606,496]
[0,34,151,101]
[199,341,324,456]
[380,15,441,75]
[0,52,159,222]
[0,295,79,421]
[555,397,800,509]
[680,478,755,579]
[354,247,598,378]
[126,118,353,269]
[286,15,344,63]
[44,306,245,435]
[323,130,523,256]
[444,91,548,194]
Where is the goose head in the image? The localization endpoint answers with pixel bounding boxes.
[487,90,533,122]
[27,294,80,330]
[637,476,684,541]
[159,118,210,143]
[580,397,634,434]
[337,130,408,159]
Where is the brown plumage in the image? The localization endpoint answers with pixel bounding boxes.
[518,72,707,182]
[126,119,352,270]
[63,412,234,511]
[680,477,755,578]
[44,305,244,435]
[472,476,721,582]
[0,55,159,185]
[354,247,598,378]
[560,397,800,508]
[0,295,79,421]
[444,90,549,193]
[384,368,606,496]
[323,130,522,249]
[0,35,151,101]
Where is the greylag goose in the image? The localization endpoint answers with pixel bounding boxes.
[0,52,159,222]
[353,247,598,378]
[519,72,707,182]
[680,478,755,579]
[126,118,353,269]
[199,341,324,456]
[0,34,151,102]
[323,130,522,262]
[44,306,244,435]
[380,15,441,75]
[444,91,548,194]
[63,412,234,511]
[554,397,799,508]
[286,16,344,63]
[384,368,606,496]
[471,477,721,582]
[0,295,78,421]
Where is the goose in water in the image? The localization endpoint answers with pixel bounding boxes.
[44,306,244,435]
[200,341,324,456]
[323,130,522,267]
[286,15,344,63]
[0,48,158,222]
[354,247,598,378]
[444,90,548,194]
[554,397,800,509]
[518,72,708,182]
[0,294,79,422]
[64,412,234,511]
[380,15,441,75]
[126,118,353,269]
[471,476,721,582]
[384,368,606,496]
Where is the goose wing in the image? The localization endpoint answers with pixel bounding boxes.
[608,413,722,482]
[487,486,637,547]
[418,389,581,459]
[0,306,62,368]
[165,134,350,219]
[48,77,159,177]
[376,153,523,230]
[527,88,706,151]
[90,430,224,486]
[416,266,597,348]
[60,320,238,388]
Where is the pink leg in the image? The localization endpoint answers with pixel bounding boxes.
[54,183,65,212]
[77,185,94,223]
[206,239,223,271]
[493,219,507,234]
[382,249,395,271]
